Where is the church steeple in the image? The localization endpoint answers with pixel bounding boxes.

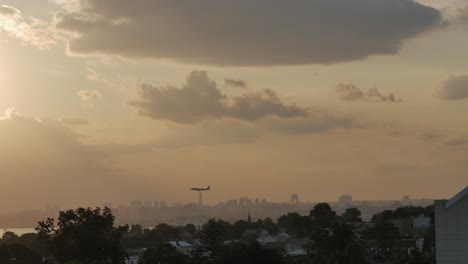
[247,209,252,224]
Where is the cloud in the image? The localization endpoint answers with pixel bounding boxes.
[77,89,102,101]
[420,131,442,141]
[156,113,353,147]
[0,110,163,211]
[445,138,468,147]
[0,111,109,210]
[225,78,247,88]
[438,75,468,100]
[129,71,308,123]
[457,5,468,22]
[0,5,20,16]
[0,5,56,49]
[335,84,401,102]
[61,117,90,126]
[55,0,442,65]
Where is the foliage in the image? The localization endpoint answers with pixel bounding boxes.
[0,243,42,264]
[309,203,336,227]
[305,223,368,264]
[219,242,285,264]
[278,213,314,237]
[0,203,436,264]
[371,206,434,223]
[138,243,189,264]
[363,221,400,261]
[342,208,363,222]
[36,207,128,264]
[199,219,232,260]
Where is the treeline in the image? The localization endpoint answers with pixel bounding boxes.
[0,204,435,264]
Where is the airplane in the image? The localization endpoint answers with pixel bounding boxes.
[191,186,210,191]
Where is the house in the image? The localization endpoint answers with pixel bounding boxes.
[168,241,193,255]
[435,186,468,264]
[125,255,139,264]
[285,238,308,255]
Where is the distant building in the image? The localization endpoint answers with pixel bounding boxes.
[403,195,411,206]
[239,197,249,206]
[435,186,468,263]
[291,194,300,204]
[339,194,352,205]
[159,201,167,208]
[413,214,431,229]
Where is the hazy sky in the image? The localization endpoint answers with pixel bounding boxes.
[1,0,468,212]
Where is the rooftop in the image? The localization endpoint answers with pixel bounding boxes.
[445,186,468,208]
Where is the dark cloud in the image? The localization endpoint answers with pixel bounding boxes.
[438,75,468,100]
[225,78,247,88]
[336,84,401,102]
[129,71,308,123]
[55,0,442,66]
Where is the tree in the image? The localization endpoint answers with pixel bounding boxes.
[309,203,336,227]
[363,222,400,260]
[36,207,128,264]
[306,223,368,264]
[220,242,285,264]
[1,231,19,244]
[278,212,314,237]
[0,243,42,264]
[342,208,362,223]
[185,224,197,237]
[154,223,180,241]
[232,220,250,239]
[262,218,279,235]
[199,219,231,260]
[139,243,188,264]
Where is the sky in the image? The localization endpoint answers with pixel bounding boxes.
[1,0,468,212]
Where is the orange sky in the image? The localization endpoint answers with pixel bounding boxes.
[0,0,468,212]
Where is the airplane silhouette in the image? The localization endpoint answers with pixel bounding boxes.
[191,186,210,191]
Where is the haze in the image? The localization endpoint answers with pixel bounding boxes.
[1,0,468,212]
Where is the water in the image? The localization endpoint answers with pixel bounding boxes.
[0,228,36,237]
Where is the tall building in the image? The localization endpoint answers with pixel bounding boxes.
[291,194,300,204]
[403,195,410,206]
[435,186,468,263]
[339,194,352,205]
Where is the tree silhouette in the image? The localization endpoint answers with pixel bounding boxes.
[309,203,336,227]
[220,242,285,264]
[0,243,42,264]
[342,208,363,222]
[199,219,231,260]
[139,243,188,264]
[36,207,128,264]
[306,223,368,264]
